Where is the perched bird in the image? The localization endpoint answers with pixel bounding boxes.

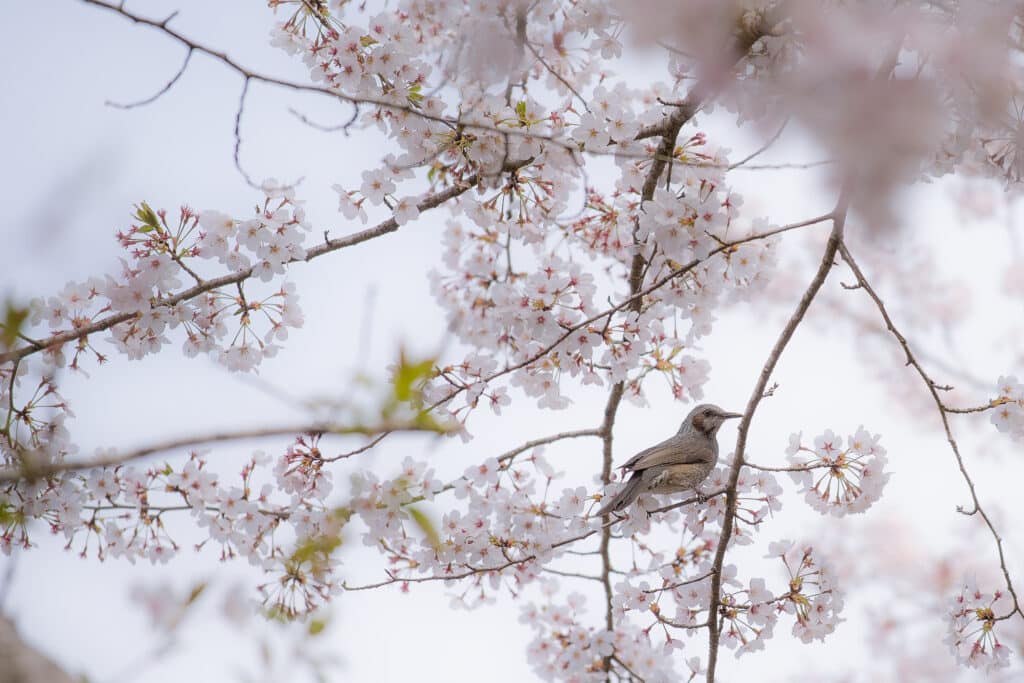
[596,404,742,516]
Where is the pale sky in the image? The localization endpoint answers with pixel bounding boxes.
[1,2,1020,682]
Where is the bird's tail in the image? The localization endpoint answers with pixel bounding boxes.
[595,474,643,516]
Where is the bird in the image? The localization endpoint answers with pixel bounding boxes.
[595,404,742,516]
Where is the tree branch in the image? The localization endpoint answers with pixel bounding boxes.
[79,0,614,160]
[0,165,527,367]
[0,420,446,483]
[495,428,603,463]
[0,617,79,683]
[837,241,1023,622]
[705,195,848,682]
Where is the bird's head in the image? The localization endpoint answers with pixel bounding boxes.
[681,404,743,436]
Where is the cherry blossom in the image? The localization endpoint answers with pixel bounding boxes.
[784,428,890,516]
[947,579,1013,673]
[6,0,1024,679]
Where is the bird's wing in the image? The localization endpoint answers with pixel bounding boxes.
[621,433,715,471]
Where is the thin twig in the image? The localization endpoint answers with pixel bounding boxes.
[232,78,258,187]
[645,570,715,594]
[645,489,726,515]
[541,567,604,582]
[743,462,831,473]
[838,241,1023,623]
[611,654,648,683]
[728,118,789,170]
[496,428,603,463]
[106,48,193,109]
[0,420,446,483]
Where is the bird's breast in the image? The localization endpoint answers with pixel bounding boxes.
[648,461,715,494]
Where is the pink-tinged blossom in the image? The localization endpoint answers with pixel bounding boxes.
[11,2,1024,673]
[785,427,890,516]
[392,196,420,225]
[991,375,1024,440]
[946,578,1013,673]
[332,185,368,223]
[359,168,396,205]
[572,113,611,150]
[524,593,683,682]
[769,541,845,643]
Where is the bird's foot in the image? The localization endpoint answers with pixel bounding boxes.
[694,490,707,505]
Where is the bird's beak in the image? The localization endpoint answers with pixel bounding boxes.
[722,412,743,420]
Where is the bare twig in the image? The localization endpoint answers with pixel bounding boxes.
[323,432,390,462]
[541,567,605,582]
[645,488,727,515]
[728,118,789,170]
[645,570,715,594]
[611,654,648,682]
[233,78,258,187]
[496,428,603,463]
[743,462,831,473]
[838,241,1023,622]
[728,159,834,171]
[106,48,193,108]
[288,104,360,134]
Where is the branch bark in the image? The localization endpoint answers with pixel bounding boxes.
[0,617,79,683]
[0,420,446,483]
[0,166,525,367]
[704,194,848,681]
[838,241,1023,622]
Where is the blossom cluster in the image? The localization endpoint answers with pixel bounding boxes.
[946,578,1013,673]
[605,460,785,647]
[0,184,310,497]
[765,540,844,644]
[521,587,686,682]
[269,0,784,427]
[717,575,778,656]
[2,435,348,620]
[31,184,308,374]
[784,428,890,516]
[425,143,780,422]
[348,452,597,605]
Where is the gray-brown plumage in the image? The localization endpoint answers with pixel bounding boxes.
[596,404,742,516]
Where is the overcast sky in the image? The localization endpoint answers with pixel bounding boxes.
[2,2,1020,682]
